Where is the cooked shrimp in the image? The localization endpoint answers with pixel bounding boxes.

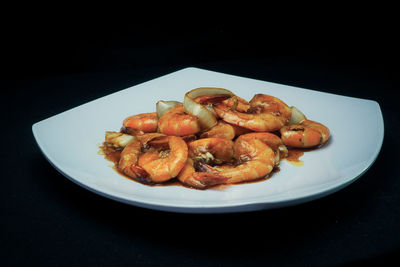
[177,158,229,189]
[188,138,234,164]
[158,105,201,136]
[200,120,235,139]
[215,138,276,184]
[195,95,250,112]
[146,134,196,150]
[138,136,188,182]
[215,95,250,112]
[123,112,158,133]
[118,139,150,182]
[200,120,251,140]
[234,96,251,112]
[194,95,231,105]
[136,133,166,147]
[235,132,288,165]
[280,119,330,148]
[214,94,291,132]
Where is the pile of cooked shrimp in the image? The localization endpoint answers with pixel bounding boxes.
[103,87,330,189]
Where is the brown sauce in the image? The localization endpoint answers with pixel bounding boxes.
[284,146,322,166]
[99,143,281,190]
[285,149,305,166]
[99,144,122,164]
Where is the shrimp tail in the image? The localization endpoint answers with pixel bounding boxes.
[192,172,229,187]
[193,162,229,187]
[178,159,228,189]
[120,165,152,184]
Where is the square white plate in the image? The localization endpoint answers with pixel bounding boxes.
[32,67,384,213]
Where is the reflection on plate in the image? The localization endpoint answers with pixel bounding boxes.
[32,67,384,213]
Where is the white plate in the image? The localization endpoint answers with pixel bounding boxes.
[32,67,384,213]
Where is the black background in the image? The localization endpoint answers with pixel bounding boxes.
[2,12,400,266]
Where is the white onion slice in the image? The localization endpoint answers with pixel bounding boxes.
[183,87,234,130]
[105,131,136,148]
[156,100,182,118]
[289,106,306,125]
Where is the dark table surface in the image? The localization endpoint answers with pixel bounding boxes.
[2,21,399,266]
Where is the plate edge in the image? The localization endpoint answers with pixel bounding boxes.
[30,67,386,213]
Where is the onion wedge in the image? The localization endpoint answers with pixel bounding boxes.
[156,100,182,118]
[183,87,234,130]
[289,106,306,125]
[105,131,136,148]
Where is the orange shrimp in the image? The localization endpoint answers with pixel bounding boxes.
[176,138,234,189]
[235,132,288,165]
[234,96,251,112]
[138,136,188,183]
[136,133,166,147]
[216,95,250,112]
[195,95,250,112]
[214,94,292,132]
[158,105,201,136]
[188,138,235,165]
[215,138,276,184]
[280,119,330,148]
[145,134,196,151]
[123,112,158,133]
[200,120,235,140]
[200,120,251,140]
[177,158,229,189]
[118,139,150,183]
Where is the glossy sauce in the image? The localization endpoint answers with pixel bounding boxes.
[99,144,122,164]
[99,143,281,189]
[285,149,305,166]
[284,146,322,166]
